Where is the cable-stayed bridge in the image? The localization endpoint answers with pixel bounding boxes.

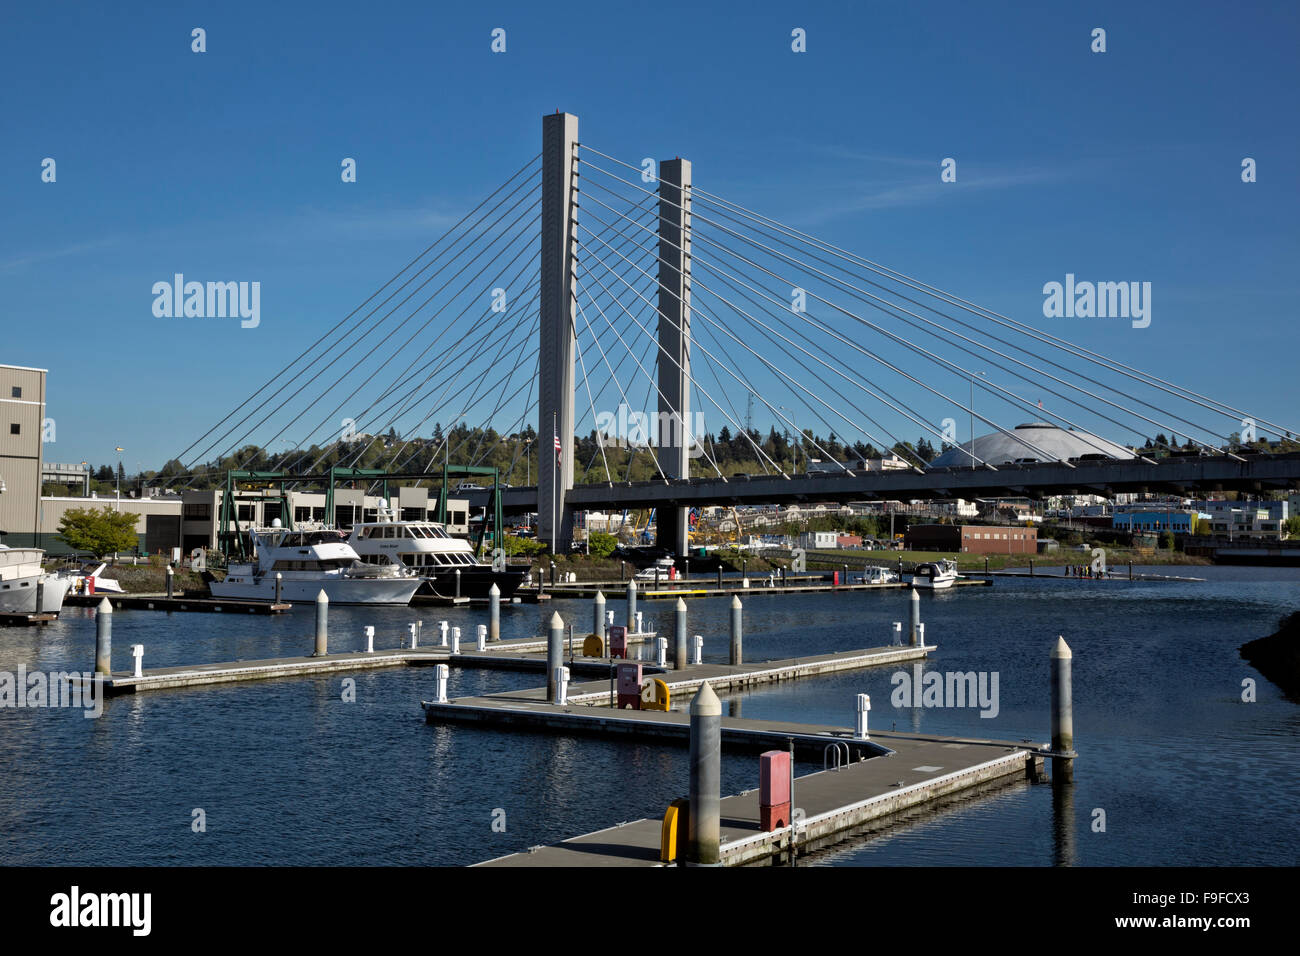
[172,112,1300,555]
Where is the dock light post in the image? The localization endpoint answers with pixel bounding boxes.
[688,682,722,866]
[635,611,644,634]
[314,590,329,656]
[909,588,921,646]
[166,566,174,599]
[730,595,743,665]
[656,637,668,667]
[434,664,449,704]
[274,572,282,605]
[450,627,461,655]
[855,693,870,739]
[692,634,703,666]
[408,623,418,648]
[556,665,571,705]
[489,583,501,642]
[892,621,902,646]
[916,622,926,647]
[477,624,487,651]
[438,620,449,647]
[674,598,688,670]
[547,613,564,702]
[593,590,605,639]
[626,579,637,630]
[132,644,144,679]
[364,625,375,653]
[1051,636,1075,784]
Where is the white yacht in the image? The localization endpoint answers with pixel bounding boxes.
[210,523,421,605]
[60,562,126,596]
[345,503,526,600]
[0,545,67,617]
[861,565,900,585]
[911,558,960,590]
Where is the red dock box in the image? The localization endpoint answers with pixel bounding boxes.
[616,661,643,710]
[759,750,792,831]
[609,625,628,658]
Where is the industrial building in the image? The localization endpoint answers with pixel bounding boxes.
[905,523,1039,555]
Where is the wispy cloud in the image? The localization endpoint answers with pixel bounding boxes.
[0,236,122,274]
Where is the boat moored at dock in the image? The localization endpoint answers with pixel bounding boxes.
[910,558,960,590]
[0,545,66,618]
[210,524,422,606]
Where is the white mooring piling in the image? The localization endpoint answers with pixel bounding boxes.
[593,590,605,639]
[855,693,871,739]
[1051,636,1075,784]
[94,597,112,676]
[626,579,637,629]
[909,588,921,646]
[730,595,743,665]
[547,613,564,703]
[674,598,688,670]
[488,582,500,642]
[688,682,722,866]
[314,590,329,656]
[166,565,174,599]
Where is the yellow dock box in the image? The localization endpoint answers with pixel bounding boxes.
[582,634,604,657]
[641,678,671,712]
[661,798,688,862]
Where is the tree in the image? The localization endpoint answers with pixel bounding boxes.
[588,531,618,558]
[58,506,139,558]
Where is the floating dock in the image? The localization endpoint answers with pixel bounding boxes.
[476,729,1040,867]
[64,593,292,614]
[534,578,990,601]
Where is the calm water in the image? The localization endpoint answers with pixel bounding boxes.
[1,566,1296,866]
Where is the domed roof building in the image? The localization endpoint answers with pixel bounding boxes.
[929,422,1136,469]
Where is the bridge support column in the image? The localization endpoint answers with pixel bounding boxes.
[657,157,692,557]
[538,111,579,555]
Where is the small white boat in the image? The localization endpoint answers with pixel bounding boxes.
[634,557,677,582]
[0,545,67,617]
[861,565,900,585]
[60,562,126,597]
[210,523,422,605]
[911,558,960,590]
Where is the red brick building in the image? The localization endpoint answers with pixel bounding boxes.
[905,523,1038,554]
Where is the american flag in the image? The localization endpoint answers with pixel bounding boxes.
[554,431,562,463]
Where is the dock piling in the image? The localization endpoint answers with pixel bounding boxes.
[626,579,637,629]
[688,682,722,866]
[94,597,112,675]
[674,598,688,669]
[547,613,564,702]
[909,588,921,646]
[434,663,449,703]
[855,693,870,739]
[593,590,605,640]
[729,595,743,665]
[455,568,461,599]
[489,583,500,642]
[364,625,375,653]
[1051,636,1075,784]
[274,572,282,605]
[132,644,144,679]
[166,566,174,599]
[314,590,329,656]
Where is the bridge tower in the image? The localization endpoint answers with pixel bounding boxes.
[538,111,579,553]
[656,157,693,557]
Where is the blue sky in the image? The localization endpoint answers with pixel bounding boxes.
[2,0,1297,473]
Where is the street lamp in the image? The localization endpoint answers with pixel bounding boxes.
[969,372,986,469]
[114,446,124,510]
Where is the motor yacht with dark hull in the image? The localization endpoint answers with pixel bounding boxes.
[346,509,526,600]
